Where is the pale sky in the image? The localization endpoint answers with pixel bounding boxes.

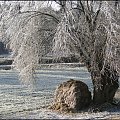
[43,1,60,11]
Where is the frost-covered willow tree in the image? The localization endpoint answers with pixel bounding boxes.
[0,1,119,104]
[0,1,58,84]
[53,1,120,104]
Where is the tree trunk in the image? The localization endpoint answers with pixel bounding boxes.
[91,64,119,104]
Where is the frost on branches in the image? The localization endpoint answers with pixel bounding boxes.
[0,1,119,99]
[52,1,120,104]
[0,1,58,84]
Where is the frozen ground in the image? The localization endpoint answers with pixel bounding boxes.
[0,67,119,119]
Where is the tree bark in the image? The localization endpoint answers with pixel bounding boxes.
[91,64,119,104]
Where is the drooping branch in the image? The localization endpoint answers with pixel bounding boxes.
[19,10,60,23]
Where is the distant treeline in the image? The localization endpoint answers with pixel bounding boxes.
[0,42,9,55]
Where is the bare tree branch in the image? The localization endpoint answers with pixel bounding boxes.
[20,10,60,23]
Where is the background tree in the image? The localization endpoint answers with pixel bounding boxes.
[0,1,58,84]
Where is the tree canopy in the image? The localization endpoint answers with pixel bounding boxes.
[0,1,119,103]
